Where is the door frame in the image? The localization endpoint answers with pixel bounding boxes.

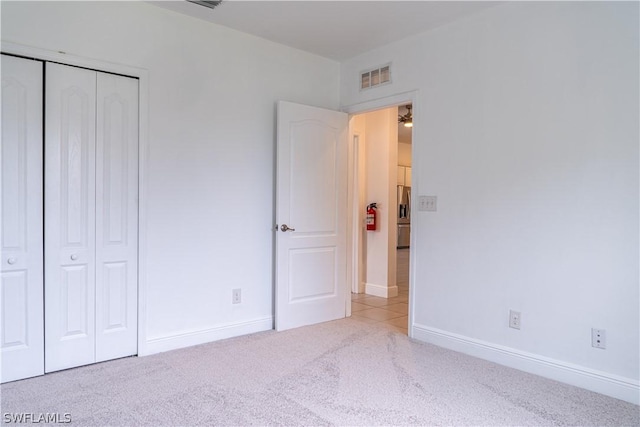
[0,41,151,356]
[342,90,419,337]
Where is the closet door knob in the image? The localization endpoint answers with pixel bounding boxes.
[70,254,78,261]
[7,257,17,265]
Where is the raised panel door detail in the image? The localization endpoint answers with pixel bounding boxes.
[1,271,29,348]
[0,54,44,383]
[60,87,91,248]
[102,94,128,245]
[45,62,97,373]
[288,248,336,302]
[95,72,138,362]
[289,121,338,234]
[102,262,128,331]
[1,77,27,251]
[60,265,90,338]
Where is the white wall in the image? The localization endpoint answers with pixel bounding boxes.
[341,2,639,402]
[361,108,398,298]
[1,1,340,353]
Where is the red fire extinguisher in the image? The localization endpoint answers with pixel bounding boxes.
[366,203,377,231]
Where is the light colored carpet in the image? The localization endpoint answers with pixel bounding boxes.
[1,318,638,426]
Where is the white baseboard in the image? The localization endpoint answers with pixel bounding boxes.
[365,282,398,298]
[142,316,273,356]
[412,323,640,405]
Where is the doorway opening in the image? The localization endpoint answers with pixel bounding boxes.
[347,103,413,335]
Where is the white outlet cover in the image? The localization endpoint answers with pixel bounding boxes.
[509,310,521,329]
[591,328,606,349]
[232,288,241,304]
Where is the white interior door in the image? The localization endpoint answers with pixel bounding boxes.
[45,63,97,372]
[0,54,44,383]
[95,72,138,362]
[276,101,348,331]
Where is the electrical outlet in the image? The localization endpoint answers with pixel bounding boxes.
[232,288,241,304]
[509,310,521,330]
[591,328,606,349]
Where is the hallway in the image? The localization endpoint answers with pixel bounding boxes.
[350,248,409,334]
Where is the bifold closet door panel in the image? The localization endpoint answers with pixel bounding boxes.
[0,55,44,383]
[45,63,97,373]
[95,72,138,362]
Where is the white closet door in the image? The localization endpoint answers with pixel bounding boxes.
[45,63,97,373]
[0,55,44,383]
[95,72,138,362]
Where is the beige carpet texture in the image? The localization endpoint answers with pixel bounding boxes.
[1,318,638,426]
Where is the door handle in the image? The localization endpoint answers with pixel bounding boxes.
[280,224,296,232]
[7,257,17,265]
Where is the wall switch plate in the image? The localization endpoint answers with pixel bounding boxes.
[591,328,606,349]
[509,310,521,329]
[418,196,437,212]
[232,288,241,304]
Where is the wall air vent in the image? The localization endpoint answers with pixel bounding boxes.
[187,0,223,10]
[360,64,391,91]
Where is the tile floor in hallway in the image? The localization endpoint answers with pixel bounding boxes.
[350,248,410,334]
[350,285,409,334]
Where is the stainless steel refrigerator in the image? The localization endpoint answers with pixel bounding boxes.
[397,185,411,248]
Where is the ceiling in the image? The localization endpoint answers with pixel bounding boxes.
[151,1,500,61]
